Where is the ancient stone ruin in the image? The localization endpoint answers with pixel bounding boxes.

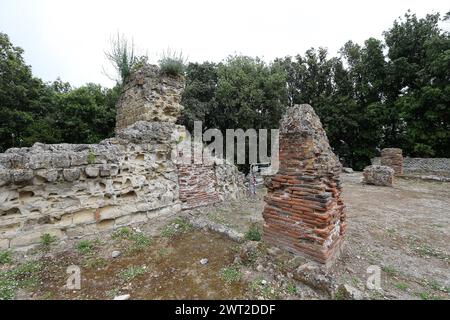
[380,148,403,175]
[362,165,395,187]
[115,64,185,131]
[0,65,245,250]
[262,104,346,265]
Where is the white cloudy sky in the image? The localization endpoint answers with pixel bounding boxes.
[1,0,448,87]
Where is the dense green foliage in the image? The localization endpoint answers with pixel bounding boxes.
[0,32,119,152]
[1,11,449,171]
[179,11,450,169]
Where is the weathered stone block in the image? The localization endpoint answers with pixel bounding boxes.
[0,238,9,250]
[85,166,99,178]
[12,170,34,184]
[72,210,95,225]
[363,165,394,187]
[63,168,81,181]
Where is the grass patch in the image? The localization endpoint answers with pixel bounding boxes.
[161,218,192,238]
[113,227,152,253]
[118,265,146,282]
[381,265,397,276]
[0,261,42,300]
[285,282,298,295]
[0,250,12,265]
[414,245,449,261]
[40,233,57,248]
[84,257,107,269]
[249,278,281,299]
[75,240,95,255]
[219,265,242,284]
[244,224,261,242]
[394,282,408,291]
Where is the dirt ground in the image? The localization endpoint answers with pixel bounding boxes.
[1,172,449,300]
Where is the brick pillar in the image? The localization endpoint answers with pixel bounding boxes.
[262,104,346,265]
[380,148,403,175]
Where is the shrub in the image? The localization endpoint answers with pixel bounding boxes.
[244,224,261,241]
[159,49,187,77]
[40,233,57,248]
[75,240,94,255]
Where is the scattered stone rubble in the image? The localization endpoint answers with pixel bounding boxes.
[362,165,395,187]
[262,104,346,265]
[0,64,245,250]
[380,148,403,175]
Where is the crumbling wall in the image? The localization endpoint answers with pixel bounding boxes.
[262,104,346,265]
[0,64,245,250]
[0,122,180,250]
[115,64,185,131]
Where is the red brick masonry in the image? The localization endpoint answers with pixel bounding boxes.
[263,104,346,265]
[177,164,220,209]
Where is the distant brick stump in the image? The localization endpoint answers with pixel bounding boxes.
[363,165,394,187]
[262,104,346,265]
[381,148,403,175]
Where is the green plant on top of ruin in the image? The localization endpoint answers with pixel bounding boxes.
[87,148,96,164]
[159,49,187,77]
[0,250,12,265]
[244,224,261,242]
[40,233,57,248]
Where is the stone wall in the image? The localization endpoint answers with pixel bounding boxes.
[372,156,450,179]
[0,64,245,250]
[262,104,346,265]
[0,121,181,250]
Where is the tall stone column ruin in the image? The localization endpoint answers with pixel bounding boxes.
[262,104,346,265]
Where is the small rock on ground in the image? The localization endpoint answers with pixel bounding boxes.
[113,294,130,300]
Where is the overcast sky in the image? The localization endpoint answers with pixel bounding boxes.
[1,0,448,87]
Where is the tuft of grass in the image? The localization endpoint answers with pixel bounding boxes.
[381,265,397,276]
[118,265,146,282]
[84,257,107,269]
[40,233,57,248]
[219,265,242,284]
[0,250,12,265]
[112,227,152,252]
[161,218,192,238]
[158,49,187,77]
[75,240,94,255]
[394,282,408,291]
[244,224,261,242]
[285,282,298,295]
